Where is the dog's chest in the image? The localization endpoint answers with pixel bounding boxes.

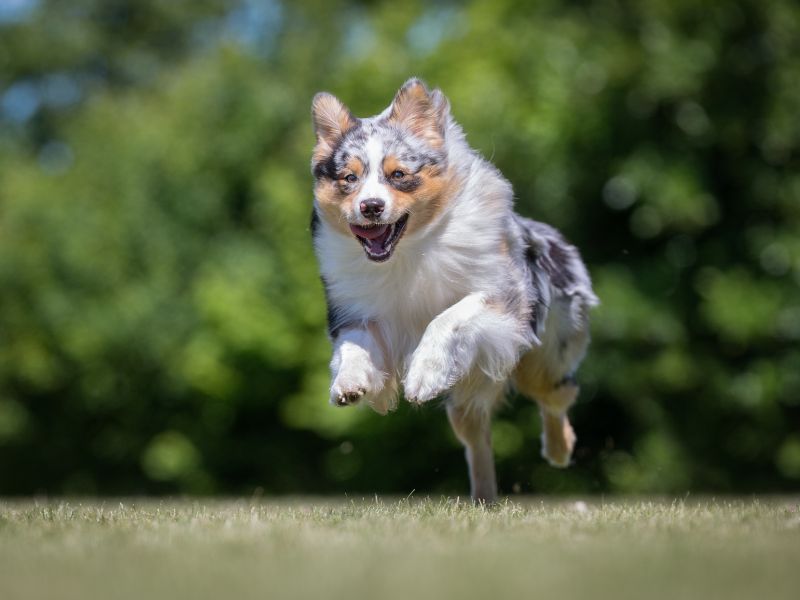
[319,214,502,365]
[328,243,471,342]
[363,258,463,329]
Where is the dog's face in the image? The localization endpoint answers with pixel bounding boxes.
[311,79,452,262]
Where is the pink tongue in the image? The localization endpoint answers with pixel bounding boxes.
[350,224,389,240]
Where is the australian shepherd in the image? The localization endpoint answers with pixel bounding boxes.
[310,78,598,502]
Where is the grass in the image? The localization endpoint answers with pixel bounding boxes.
[1,497,799,600]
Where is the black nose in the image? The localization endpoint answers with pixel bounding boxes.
[360,198,385,219]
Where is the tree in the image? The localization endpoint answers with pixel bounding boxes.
[1,0,798,494]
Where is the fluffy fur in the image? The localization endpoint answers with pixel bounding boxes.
[310,79,598,502]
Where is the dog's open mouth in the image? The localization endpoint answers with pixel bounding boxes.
[349,214,409,262]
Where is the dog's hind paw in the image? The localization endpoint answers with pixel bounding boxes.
[540,413,576,467]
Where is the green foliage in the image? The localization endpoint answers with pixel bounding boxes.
[0,0,798,494]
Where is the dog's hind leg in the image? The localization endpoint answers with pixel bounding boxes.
[536,379,579,467]
[446,379,505,503]
[514,295,590,468]
[515,364,579,468]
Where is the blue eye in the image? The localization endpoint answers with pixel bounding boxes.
[344,173,358,183]
[391,170,405,179]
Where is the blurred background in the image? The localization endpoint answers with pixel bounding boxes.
[0,0,798,496]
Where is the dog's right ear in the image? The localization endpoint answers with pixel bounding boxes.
[311,92,357,167]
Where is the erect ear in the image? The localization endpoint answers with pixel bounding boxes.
[311,92,357,164]
[388,78,449,147]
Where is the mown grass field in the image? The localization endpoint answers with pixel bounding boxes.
[1,497,798,600]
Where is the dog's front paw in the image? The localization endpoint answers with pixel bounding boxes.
[331,387,365,407]
[403,349,453,404]
[330,365,384,408]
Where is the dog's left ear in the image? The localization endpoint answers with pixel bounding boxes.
[311,92,357,167]
[388,78,449,147]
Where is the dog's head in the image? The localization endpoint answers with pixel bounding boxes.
[311,78,453,262]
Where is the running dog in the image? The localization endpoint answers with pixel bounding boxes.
[310,78,598,502]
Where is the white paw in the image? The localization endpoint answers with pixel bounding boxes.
[330,365,385,407]
[403,347,453,404]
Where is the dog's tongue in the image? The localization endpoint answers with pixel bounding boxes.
[350,223,392,255]
[350,223,389,240]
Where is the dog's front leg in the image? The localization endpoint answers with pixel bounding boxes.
[403,293,529,404]
[330,324,392,412]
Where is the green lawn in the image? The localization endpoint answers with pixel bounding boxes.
[1,497,798,600]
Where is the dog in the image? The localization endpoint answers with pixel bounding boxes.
[310,78,598,502]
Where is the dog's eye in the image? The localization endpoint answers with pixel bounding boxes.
[391,170,405,180]
[344,174,358,183]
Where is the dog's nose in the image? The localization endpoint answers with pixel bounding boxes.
[360,198,385,219]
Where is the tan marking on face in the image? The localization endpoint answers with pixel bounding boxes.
[384,161,460,235]
[314,178,358,237]
[345,157,364,178]
[381,156,404,180]
[314,156,365,235]
[316,149,460,244]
